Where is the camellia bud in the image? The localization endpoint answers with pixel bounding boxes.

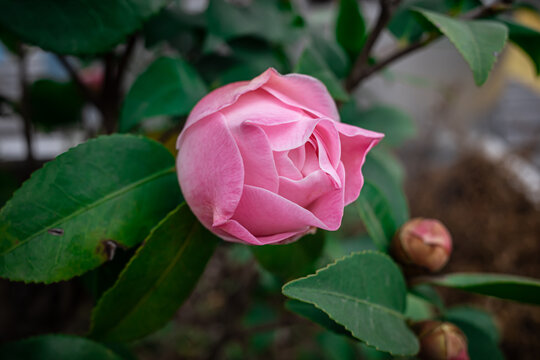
[391,218,452,272]
[413,321,469,360]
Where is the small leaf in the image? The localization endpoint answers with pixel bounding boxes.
[252,230,325,281]
[444,306,500,343]
[0,334,122,360]
[311,34,350,78]
[282,251,419,356]
[405,294,434,321]
[416,9,508,85]
[294,46,349,102]
[450,319,504,360]
[0,135,181,283]
[428,273,540,304]
[343,104,417,147]
[356,182,397,252]
[120,57,207,133]
[0,0,168,54]
[410,284,445,310]
[89,204,218,342]
[388,0,447,44]
[336,0,366,56]
[501,18,540,75]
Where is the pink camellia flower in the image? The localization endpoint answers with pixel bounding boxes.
[176,68,383,245]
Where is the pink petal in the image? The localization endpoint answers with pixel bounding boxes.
[273,151,303,180]
[230,185,327,237]
[228,120,279,192]
[278,170,335,208]
[334,122,384,205]
[176,112,244,229]
[263,70,339,120]
[215,219,307,245]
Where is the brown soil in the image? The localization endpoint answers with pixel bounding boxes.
[407,155,540,360]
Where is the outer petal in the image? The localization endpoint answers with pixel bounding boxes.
[230,185,327,237]
[215,219,306,245]
[176,112,244,229]
[334,122,384,205]
[263,70,340,120]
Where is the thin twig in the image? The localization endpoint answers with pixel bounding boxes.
[113,34,137,98]
[346,0,401,92]
[345,0,513,91]
[17,44,34,164]
[56,55,102,110]
[101,53,118,134]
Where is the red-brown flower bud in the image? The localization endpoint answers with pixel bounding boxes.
[413,321,469,360]
[392,218,452,272]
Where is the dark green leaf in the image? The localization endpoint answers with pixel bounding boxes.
[0,334,122,360]
[444,306,500,343]
[344,105,417,147]
[252,230,325,281]
[294,46,349,102]
[89,204,218,342]
[311,34,350,78]
[286,299,351,336]
[0,0,168,54]
[363,152,409,226]
[501,18,540,75]
[388,0,446,44]
[29,79,85,130]
[451,319,504,360]
[336,0,366,56]
[144,8,206,50]
[428,273,540,304]
[416,9,508,85]
[206,0,290,42]
[282,251,419,355]
[0,135,181,283]
[120,57,207,132]
[356,182,397,252]
[405,294,434,321]
[410,284,445,310]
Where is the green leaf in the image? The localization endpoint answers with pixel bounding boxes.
[252,230,325,281]
[416,9,508,85]
[345,105,417,147]
[444,306,500,343]
[450,319,504,360]
[294,46,349,102]
[285,299,350,336]
[0,334,122,360]
[356,182,397,252]
[405,294,434,321]
[206,0,290,42]
[282,251,419,356]
[336,0,366,56]
[120,57,207,133]
[89,204,217,342]
[388,0,446,44]
[428,273,540,304]
[29,79,85,130]
[0,0,168,55]
[501,18,540,75]
[363,152,410,227]
[0,134,181,283]
[410,284,445,310]
[311,34,350,79]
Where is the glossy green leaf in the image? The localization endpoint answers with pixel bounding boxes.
[0,334,122,360]
[336,0,366,56]
[252,230,325,281]
[206,0,290,42]
[0,0,168,55]
[356,182,397,252]
[29,79,85,130]
[282,251,419,356]
[120,57,207,132]
[294,46,349,102]
[501,18,540,75]
[0,135,181,283]
[388,0,446,44]
[428,273,540,304]
[416,9,508,85]
[363,152,409,227]
[450,319,504,360]
[349,105,417,147]
[89,204,218,342]
[286,299,350,336]
[444,306,500,343]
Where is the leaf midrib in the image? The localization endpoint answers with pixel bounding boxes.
[96,220,200,337]
[1,165,175,255]
[287,287,405,319]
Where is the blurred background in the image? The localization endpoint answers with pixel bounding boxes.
[0,0,539,359]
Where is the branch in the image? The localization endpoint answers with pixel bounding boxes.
[56,55,102,110]
[346,0,401,92]
[345,0,513,91]
[17,44,34,164]
[113,34,137,98]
